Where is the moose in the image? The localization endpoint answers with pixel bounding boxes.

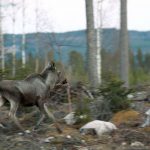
[0,61,65,133]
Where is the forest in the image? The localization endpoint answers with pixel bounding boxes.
[0,0,150,150]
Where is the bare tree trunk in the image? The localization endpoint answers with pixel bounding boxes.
[85,0,100,88]
[12,0,16,77]
[44,50,48,66]
[21,0,26,68]
[0,0,5,74]
[58,45,62,63]
[96,0,103,85]
[35,0,39,73]
[120,0,129,87]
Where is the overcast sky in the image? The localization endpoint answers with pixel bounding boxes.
[2,0,150,33]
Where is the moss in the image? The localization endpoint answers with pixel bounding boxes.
[111,109,140,126]
[141,127,150,133]
[144,102,150,107]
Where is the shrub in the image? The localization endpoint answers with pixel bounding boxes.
[74,98,92,124]
[99,74,133,112]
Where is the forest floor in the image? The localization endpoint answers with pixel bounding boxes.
[0,101,150,150]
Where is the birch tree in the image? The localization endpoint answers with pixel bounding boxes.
[0,0,5,73]
[35,0,39,73]
[11,0,16,77]
[120,0,129,87]
[96,0,104,86]
[21,0,26,68]
[85,0,101,87]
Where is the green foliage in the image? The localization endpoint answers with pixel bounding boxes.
[99,73,132,112]
[10,67,33,80]
[0,69,9,80]
[130,68,150,85]
[0,56,35,80]
[68,50,88,83]
[0,66,33,80]
[136,48,144,68]
[143,53,150,72]
[74,98,92,124]
[129,48,150,85]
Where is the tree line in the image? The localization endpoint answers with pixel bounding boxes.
[1,0,149,88]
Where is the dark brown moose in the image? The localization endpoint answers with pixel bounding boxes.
[0,61,64,133]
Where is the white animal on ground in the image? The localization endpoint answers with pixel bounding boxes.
[80,120,117,136]
[141,109,150,127]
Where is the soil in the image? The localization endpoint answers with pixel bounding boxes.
[0,105,150,150]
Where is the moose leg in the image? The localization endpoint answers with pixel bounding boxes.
[32,100,47,130]
[9,100,24,131]
[43,103,62,133]
[33,113,46,130]
[0,96,5,107]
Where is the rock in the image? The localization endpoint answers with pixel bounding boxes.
[47,136,55,140]
[79,115,87,119]
[43,136,55,143]
[54,111,66,119]
[121,142,127,146]
[81,140,86,144]
[76,146,88,150]
[134,91,147,101]
[66,135,71,139]
[127,94,134,99]
[145,109,150,115]
[40,146,45,150]
[89,98,112,120]
[18,132,24,136]
[43,138,50,143]
[64,112,77,125]
[80,120,117,137]
[131,141,144,147]
[0,123,6,129]
[25,130,31,134]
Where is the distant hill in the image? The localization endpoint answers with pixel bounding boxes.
[3,28,150,62]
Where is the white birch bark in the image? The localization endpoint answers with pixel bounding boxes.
[22,0,26,68]
[0,0,5,73]
[85,0,101,87]
[12,0,16,77]
[35,0,39,73]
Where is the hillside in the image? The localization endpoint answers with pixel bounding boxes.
[3,28,150,62]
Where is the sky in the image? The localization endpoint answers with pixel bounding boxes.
[1,0,150,33]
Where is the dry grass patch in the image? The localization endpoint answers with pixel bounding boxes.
[111,109,141,126]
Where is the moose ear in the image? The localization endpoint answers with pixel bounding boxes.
[50,61,55,68]
[47,61,55,67]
